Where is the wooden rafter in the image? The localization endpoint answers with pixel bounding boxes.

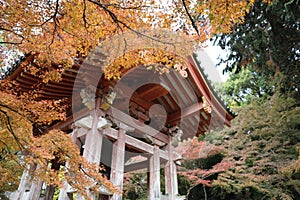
[167,101,204,123]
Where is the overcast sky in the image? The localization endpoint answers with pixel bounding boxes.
[197,43,229,83]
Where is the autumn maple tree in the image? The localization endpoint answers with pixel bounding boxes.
[0,0,264,75]
[0,0,273,198]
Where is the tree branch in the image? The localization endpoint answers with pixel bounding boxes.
[49,0,60,47]
[87,0,176,45]
[0,41,22,45]
[83,0,88,28]
[0,104,34,124]
[181,0,200,36]
[0,27,25,39]
[103,2,149,10]
[0,109,24,151]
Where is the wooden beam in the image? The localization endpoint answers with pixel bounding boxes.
[212,105,231,127]
[19,72,42,82]
[103,128,180,161]
[54,81,75,87]
[108,128,155,156]
[159,149,181,161]
[125,134,154,154]
[159,77,184,111]
[102,127,118,140]
[163,73,193,106]
[38,91,70,97]
[187,56,233,127]
[114,82,153,109]
[15,77,33,89]
[45,83,73,91]
[156,95,174,113]
[108,107,169,144]
[124,160,148,173]
[138,84,169,101]
[167,101,204,123]
[41,87,73,94]
[14,76,35,86]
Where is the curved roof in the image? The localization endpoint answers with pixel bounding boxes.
[1,53,235,142]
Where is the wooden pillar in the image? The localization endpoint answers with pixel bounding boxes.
[58,181,73,200]
[26,179,43,200]
[109,129,126,200]
[164,137,178,199]
[13,164,43,200]
[148,145,161,200]
[14,165,32,200]
[26,164,43,200]
[83,110,103,164]
[78,110,104,200]
[58,127,81,200]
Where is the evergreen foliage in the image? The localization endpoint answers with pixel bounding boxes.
[188,94,300,199]
[215,0,300,99]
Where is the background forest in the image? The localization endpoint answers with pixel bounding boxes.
[0,0,299,199]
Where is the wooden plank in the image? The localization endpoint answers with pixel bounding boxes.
[110,130,126,200]
[148,146,161,200]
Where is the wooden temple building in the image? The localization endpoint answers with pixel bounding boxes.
[3,53,234,200]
